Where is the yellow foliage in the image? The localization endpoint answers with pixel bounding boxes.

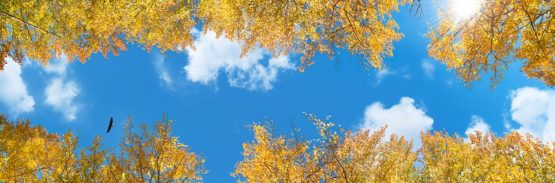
[1,114,555,182]
[0,115,205,182]
[420,131,555,182]
[199,0,411,70]
[427,0,555,86]
[235,115,418,182]
[233,124,320,182]
[117,116,206,182]
[2,0,554,87]
[1,0,195,68]
[1,0,409,73]
[236,115,555,182]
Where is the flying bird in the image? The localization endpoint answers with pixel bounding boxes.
[107,117,113,133]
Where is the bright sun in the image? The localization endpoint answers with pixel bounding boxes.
[450,0,482,21]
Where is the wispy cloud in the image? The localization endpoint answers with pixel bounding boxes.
[375,67,394,85]
[184,29,294,91]
[421,59,435,79]
[373,66,411,86]
[153,53,174,88]
[0,57,35,114]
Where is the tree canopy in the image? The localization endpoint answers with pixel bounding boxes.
[234,114,555,182]
[1,114,555,182]
[0,115,205,182]
[1,0,553,86]
[428,0,554,86]
[199,0,411,70]
[1,0,195,69]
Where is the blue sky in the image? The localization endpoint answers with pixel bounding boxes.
[1,4,554,182]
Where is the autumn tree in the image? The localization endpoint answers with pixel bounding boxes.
[0,117,97,182]
[0,117,62,182]
[111,116,206,182]
[1,0,414,72]
[308,114,417,182]
[427,0,554,86]
[0,115,205,182]
[420,131,555,182]
[233,123,321,182]
[0,0,195,69]
[234,114,417,182]
[199,0,412,71]
[3,0,554,86]
[236,114,555,182]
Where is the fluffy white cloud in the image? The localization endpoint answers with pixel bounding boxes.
[184,30,293,91]
[153,53,174,87]
[360,97,434,148]
[0,57,35,113]
[421,59,435,79]
[45,78,79,121]
[44,56,80,121]
[465,115,491,136]
[510,87,555,142]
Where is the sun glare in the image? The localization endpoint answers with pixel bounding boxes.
[450,0,482,21]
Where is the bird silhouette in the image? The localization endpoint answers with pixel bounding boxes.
[107,117,113,133]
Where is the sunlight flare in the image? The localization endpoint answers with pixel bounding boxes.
[450,0,482,21]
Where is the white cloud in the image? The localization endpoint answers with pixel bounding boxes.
[509,87,555,142]
[0,57,35,113]
[43,56,80,121]
[376,68,394,84]
[360,97,434,148]
[421,59,435,79]
[465,115,491,136]
[153,53,174,87]
[44,56,69,75]
[45,78,79,121]
[184,30,293,91]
